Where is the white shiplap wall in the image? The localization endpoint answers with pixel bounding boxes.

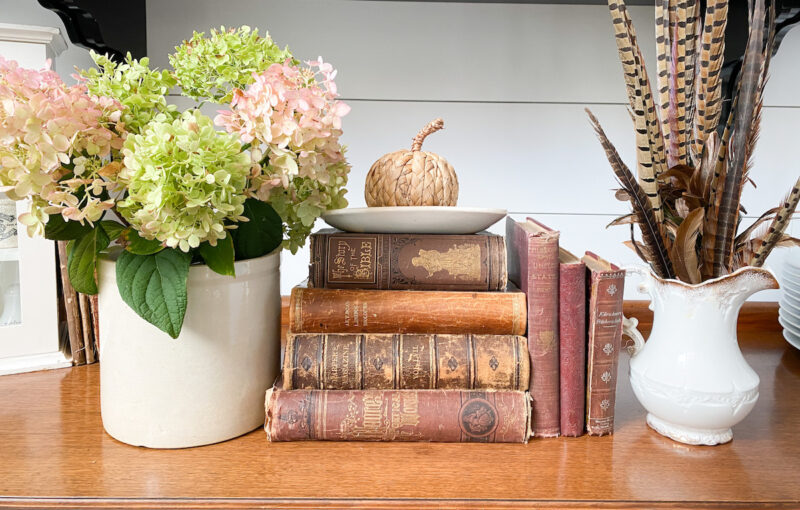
[147,0,800,299]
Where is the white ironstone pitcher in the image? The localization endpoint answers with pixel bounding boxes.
[622,266,779,445]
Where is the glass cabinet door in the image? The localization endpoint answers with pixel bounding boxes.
[0,194,21,327]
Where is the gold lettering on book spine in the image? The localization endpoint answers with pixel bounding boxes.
[339,391,384,440]
[391,392,420,439]
[411,244,481,280]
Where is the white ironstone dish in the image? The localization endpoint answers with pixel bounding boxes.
[778,314,800,343]
[321,206,507,234]
[778,301,800,322]
[782,325,800,350]
[782,265,800,282]
[783,284,800,301]
[779,308,800,331]
[781,296,800,315]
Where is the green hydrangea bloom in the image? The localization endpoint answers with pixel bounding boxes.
[169,26,293,103]
[117,110,250,252]
[267,160,350,253]
[79,51,178,135]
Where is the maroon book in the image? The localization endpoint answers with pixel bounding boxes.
[583,252,626,436]
[506,217,560,437]
[265,388,531,443]
[559,249,586,437]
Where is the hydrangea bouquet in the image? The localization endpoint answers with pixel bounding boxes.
[0,26,350,337]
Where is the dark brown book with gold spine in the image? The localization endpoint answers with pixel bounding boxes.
[265,388,531,442]
[283,333,529,391]
[308,230,507,291]
[289,286,526,335]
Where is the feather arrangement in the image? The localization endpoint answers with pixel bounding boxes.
[590,0,800,283]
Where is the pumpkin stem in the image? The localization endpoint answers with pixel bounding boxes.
[411,118,444,151]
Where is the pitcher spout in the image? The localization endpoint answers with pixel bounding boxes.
[712,267,780,311]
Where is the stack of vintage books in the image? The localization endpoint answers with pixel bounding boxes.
[266,229,533,442]
[265,218,627,442]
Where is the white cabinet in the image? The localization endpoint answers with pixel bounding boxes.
[0,24,70,375]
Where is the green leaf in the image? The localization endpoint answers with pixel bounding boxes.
[124,228,164,255]
[99,221,126,241]
[45,214,93,241]
[67,227,110,295]
[115,249,192,339]
[197,236,236,277]
[230,198,282,260]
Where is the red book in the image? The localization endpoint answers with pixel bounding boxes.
[582,252,626,436]
[559,248,586,437]
[506,217,560,437]
[266,388,531,443]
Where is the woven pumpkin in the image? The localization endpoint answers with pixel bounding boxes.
[365,118,458,207]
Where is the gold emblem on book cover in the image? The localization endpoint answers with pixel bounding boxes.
[411,244,481,280]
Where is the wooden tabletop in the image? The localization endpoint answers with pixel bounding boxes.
[1,313,799,509]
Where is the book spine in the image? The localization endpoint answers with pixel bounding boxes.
[585,269,626,436]
[283,333,530,391]
[527,232,561,437]
[308,233,507,291]
[265,388,531,442]
[559,262,587,437]
[289,287,526,336]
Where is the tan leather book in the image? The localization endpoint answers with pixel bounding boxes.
[265,388,531,442]
[283,333,529,391]
[309,230,507,291]
[289,286,526,336]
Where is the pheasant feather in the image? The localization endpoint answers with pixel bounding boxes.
[693,0,728,159]
[607,1,662,219]
[674,0,689,165]
[712,0,766,276]
[656,0,677,165]
[587,108,674,279]
[750,177,800,267]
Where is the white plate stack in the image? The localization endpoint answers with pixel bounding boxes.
[779,257,800,349]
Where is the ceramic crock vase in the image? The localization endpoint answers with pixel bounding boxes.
[622,266,779,446]
[97,248,281,449]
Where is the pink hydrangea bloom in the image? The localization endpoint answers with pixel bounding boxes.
[0,57,125,234]
[214,58,350,200]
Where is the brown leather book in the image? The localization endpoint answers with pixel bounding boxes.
[309,230,507,291]
[289,286,526,335]
[583,251,626,436]
[506,217,560,437]
[559,248,587,437]
[265,388,531,442]
[283,333,529,391]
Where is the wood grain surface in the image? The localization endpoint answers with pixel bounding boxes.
[0,303,798,509]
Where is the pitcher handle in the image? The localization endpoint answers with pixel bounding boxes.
[622,316,646,357]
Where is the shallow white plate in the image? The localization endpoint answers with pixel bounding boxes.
[781,296,800,315]
[783,327,800,350]
[780,267,800,287]
[321,206,507,234]
[780,303,800,324]
[779,307,800,329]
[779,314,800,338]
[784,284,800,301]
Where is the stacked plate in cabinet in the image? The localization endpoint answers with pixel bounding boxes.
[779,258,800,349]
